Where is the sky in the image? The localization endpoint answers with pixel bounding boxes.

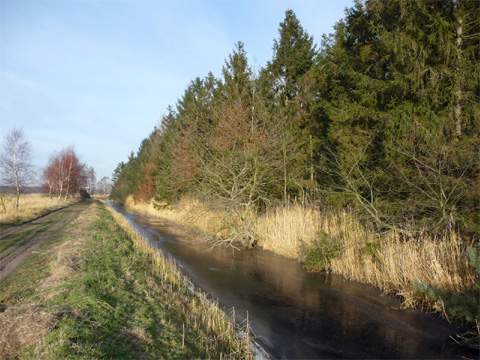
[0,0,353,181]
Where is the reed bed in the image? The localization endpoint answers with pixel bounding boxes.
[125,195,248,244]
[124,196,477,311]
[332,231,476,306]
[257,205,476,307]
[0,194,73,225]
[106,204,252,359]
[255,205,324,258]
[125,195,230,235]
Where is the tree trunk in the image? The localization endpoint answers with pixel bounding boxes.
[0,193,6,213]
[15,171,20,210]
[283,139,287,206]
[65,158,73,200]
[309,134,315,200]
[58,180,63,199]
[454,14,463,138]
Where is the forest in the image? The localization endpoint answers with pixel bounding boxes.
[112,0,479,239]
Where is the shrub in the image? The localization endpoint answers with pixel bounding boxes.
[303,231,341,272]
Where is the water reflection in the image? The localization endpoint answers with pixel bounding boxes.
[110,203,469,359]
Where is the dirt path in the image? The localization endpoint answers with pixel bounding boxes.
[0,202,88,282]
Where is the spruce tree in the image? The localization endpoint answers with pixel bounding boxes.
[261,9,317,201]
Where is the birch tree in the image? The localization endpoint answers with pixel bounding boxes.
[0,128,34,210]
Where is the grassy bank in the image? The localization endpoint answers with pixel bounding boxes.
[125,196,479,324]
[0,194,74,226]
[0,202,250,359]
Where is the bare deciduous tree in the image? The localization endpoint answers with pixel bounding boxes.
[42,147,87,199]
[0,128,34,210]
[97,176,112,195]
[85,166,96,195]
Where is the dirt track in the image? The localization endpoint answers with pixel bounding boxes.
[0,202,88,282]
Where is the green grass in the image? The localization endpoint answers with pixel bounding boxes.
[0,223,51,254]
[0,229,34,253]
[0,226,65,305]
[24,204,248,359]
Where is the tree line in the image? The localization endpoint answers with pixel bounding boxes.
[0,127,110,211]
[111,0,479,237]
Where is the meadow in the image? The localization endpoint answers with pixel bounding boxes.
[0,194,74,226]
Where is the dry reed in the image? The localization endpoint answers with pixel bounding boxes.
[124,196,476,309]
[125,195,240,240]
[257,204,475,307]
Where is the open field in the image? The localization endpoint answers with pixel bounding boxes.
[0,194,75,227]
[0,201,250,359]
[125,196,479,324]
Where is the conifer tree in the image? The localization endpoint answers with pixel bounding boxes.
[261,10,317,201]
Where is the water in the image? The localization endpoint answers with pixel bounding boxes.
[109,202,472,359]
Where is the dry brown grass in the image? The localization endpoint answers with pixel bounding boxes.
[257,205,476,307]
[125,195,234,238]
[37,204,96,299]
[331,230,475,306]
[0,304,55,360]
[255,205,323,258]
[126,196,476,309]
[0,194,74,225]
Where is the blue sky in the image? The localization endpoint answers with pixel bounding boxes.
[0,0,353,180]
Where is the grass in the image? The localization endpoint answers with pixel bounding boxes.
[255,205,323,258]
[0,193,74,226]
[125,196,478,324]
[0,223,52,254]
[0,204,92,359]
[104,205,251,359]
[259,207,478,322]
[0,201,251,359]
[0,228,35,253]
[0,226,66,306]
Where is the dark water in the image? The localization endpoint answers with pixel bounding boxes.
[109,203,472,359]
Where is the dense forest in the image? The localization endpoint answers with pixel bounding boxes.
[111,0,479,238]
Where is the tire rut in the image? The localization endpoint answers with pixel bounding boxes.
[0,202,88,282]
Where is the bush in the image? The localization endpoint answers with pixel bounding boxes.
[303,231,340,272]
[415,281,480,324]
